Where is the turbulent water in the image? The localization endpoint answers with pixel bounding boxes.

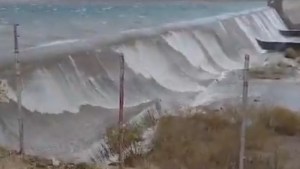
[0,1,297,162]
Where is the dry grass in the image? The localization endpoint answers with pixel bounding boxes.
[106,111,157,153]
[148,113,240,169]
[249,62,294,80]
[1,106,297,169]
[132,106,300,169]
[105,111,158,167]
[1,105,296,169]
[0,149,101,169]
[284,48,300,60]
[106,125,144,167]
[253,106,300,136]
[250,48,300,80]
[106,125,144,154]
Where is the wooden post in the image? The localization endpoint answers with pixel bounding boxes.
[13,24,24,155]
[118,54,125,169]
[239,54,249,169]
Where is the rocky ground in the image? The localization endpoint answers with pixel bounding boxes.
[0,148,100,169]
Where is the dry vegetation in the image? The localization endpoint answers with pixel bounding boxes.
[0,148,100,169]
[248,47,300,80]
[249,62,295,80]
[105,105,300,169]
[0,106,299,169]
[284,48,300,60]
[105,112,157,167]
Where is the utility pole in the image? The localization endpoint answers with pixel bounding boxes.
[118,54,125,169]
[239,54,249,169]
[13,24,24,155]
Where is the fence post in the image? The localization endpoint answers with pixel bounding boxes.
[13,24,24,155]
[239,54,250,169]
[118,54,125,169]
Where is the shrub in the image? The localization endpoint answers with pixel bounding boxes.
[105,111,158,166]
[104,106,295,169]
[256,107,300,136]
[106,124,143,155]
[285,48,299,59]
[75,162,96,169]
[149,114,240,169]
[147,107,289,169]
[249,65,285,79]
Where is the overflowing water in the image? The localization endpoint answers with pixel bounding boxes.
[0,1,298,162]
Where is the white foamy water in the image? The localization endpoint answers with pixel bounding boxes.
[1,1,300,162]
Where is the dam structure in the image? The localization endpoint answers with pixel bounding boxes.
[0,0,299,162]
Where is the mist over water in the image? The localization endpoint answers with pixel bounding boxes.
[0,1,296,162]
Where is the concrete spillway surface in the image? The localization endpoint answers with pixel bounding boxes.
[0,2,300,162]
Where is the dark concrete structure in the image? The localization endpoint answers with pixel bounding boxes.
[256,38,300,51]
[268,0,300,29]
[279,29,300,37]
